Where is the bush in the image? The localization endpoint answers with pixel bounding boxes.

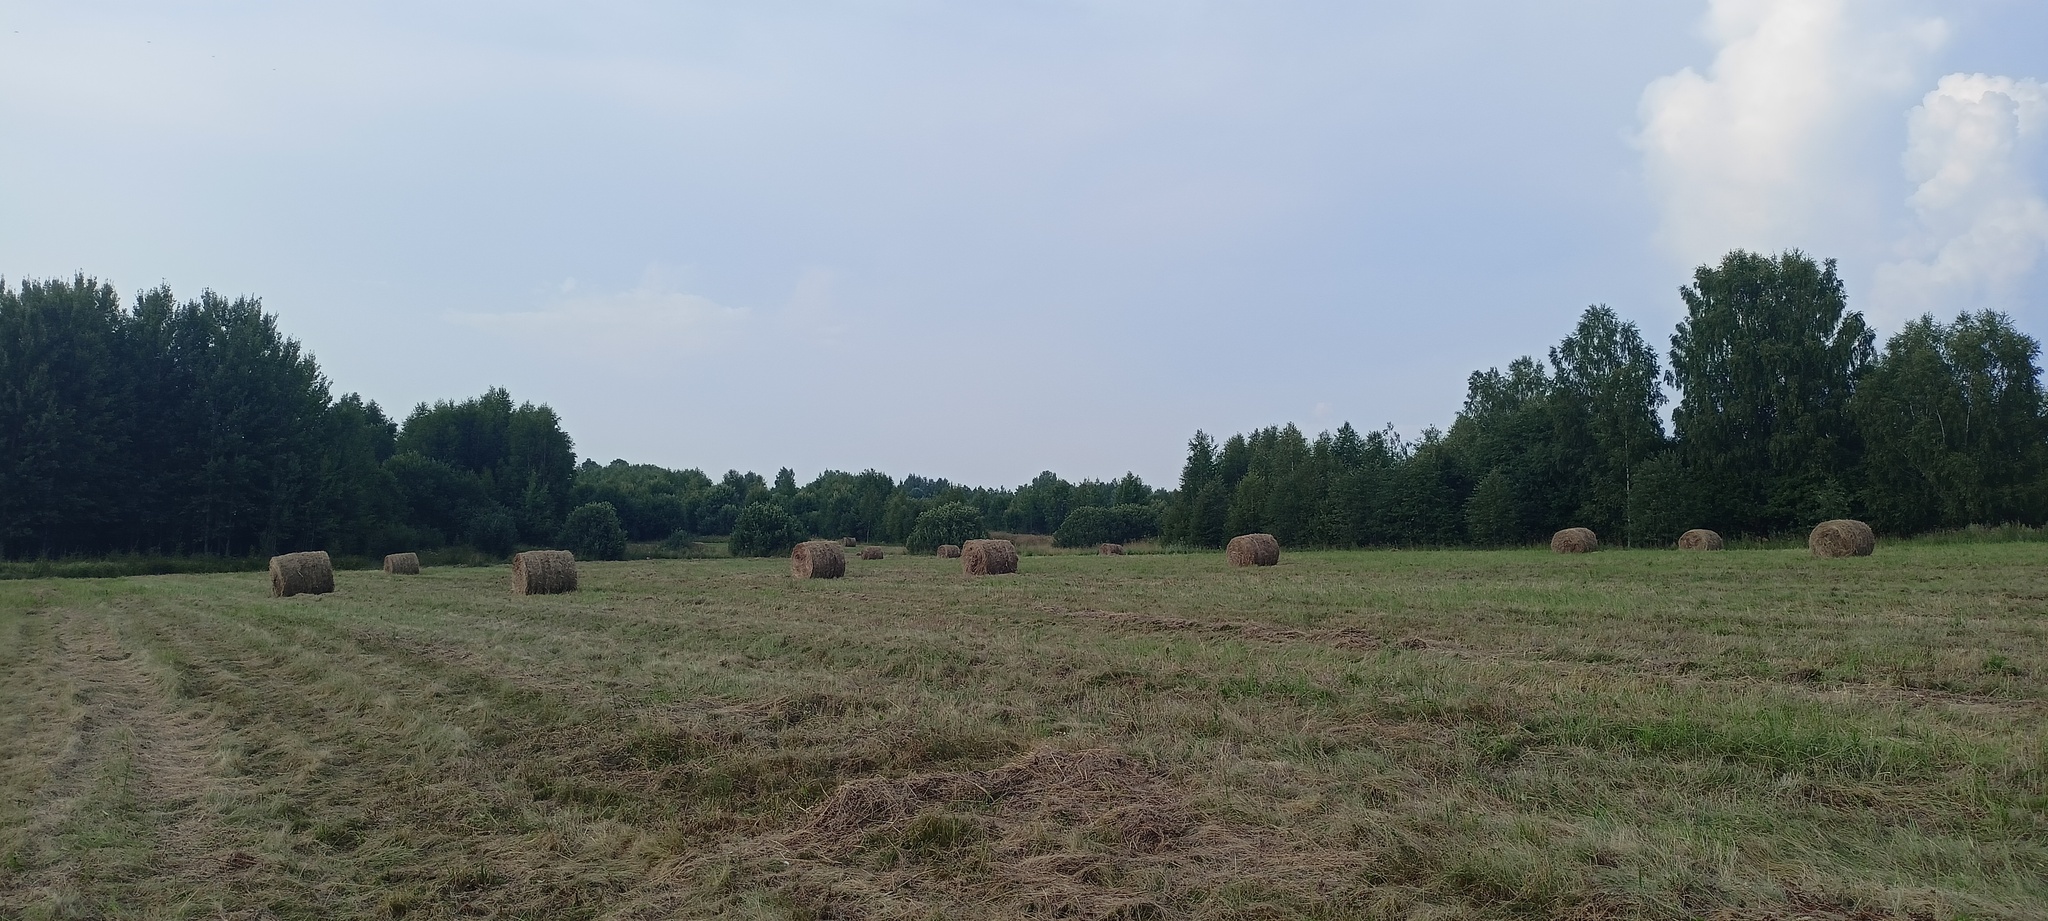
[559,501,629,561]
[465,506,520,558]
[728,502,806,558]
[906,502,988,554]
[1054,503,1159,548]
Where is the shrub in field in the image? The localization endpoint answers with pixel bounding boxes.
[729,503,807,558]
[906,502,987,555]
[1053,504,1158,548]
[560,501,629,561]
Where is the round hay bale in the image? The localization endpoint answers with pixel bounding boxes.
[512,550,578,595]
[270,550,334,597]
[792,540,847,579]
[858,546,885,560]
[1225,533,1280,567]
[1550,528,1598,554]
[962,538,1019,575]
[1098,542,1125,556]
[936,544,962,559]
[841,537,857,547]
[382,552,421,574]
[1809,519,1875,558]
[1676,529,1724,551]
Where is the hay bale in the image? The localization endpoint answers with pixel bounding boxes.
[792,540,846,579]
[842,537,857,547]
[269,551,334,597]
[1098,542,1125,556]
[1225,533,1279,567]
[512,550,578,595]
[936,544,962,559]
[858,546,885,560]
[1550,527,1598,554]
[1676,529,1724,551]
[962,538,1019,575]
[1809,519,1875,558]
[382,552,421,574]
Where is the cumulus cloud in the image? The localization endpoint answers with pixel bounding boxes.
[1871,74,2048,322]
[451,268,749,359]
[1637,0,1945,263]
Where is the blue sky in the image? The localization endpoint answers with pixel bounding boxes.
[4,1,2045,487]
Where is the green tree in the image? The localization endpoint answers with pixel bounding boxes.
[905,502,987,554]
[727,502,806,557]
[1550,305,1668,543]
[559,501,629,560]
[1464,467,1520,546]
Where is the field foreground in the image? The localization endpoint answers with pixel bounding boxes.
[1,546,2044,920]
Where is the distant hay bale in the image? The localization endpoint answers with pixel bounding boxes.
[792,540,847,579]
[859,546,885,560]
[1550,528,1598,554]
[512,550,578,595]
[1809,519,1875,558]
[382,552,421,574]
[936,544,962,559]
[962,539,1019,575]
[269,551,334,597]
[1225,533,1280,567]
[1677,529,1724,551]
[842,537,857,547]
[1098,542,1125,556]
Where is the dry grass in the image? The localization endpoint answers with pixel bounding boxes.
[2,545,2045,919]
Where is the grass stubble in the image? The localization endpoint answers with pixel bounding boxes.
[0,545,2042,919]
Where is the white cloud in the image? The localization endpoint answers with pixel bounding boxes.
[451,268,748,360]
[1871,73,2048,323]
[1636,0,1946,264]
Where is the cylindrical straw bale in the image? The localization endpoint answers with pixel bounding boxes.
[842,537,857,547]
[936,544,962,559]
[859,546,885,560]
[1808,519,1875,558]
[1676,529,1724,551]
[1098,542,1125,556]
[270,551,335,597]
[962,539,1019,575]
[1550,528,1598,554]
[382,552,421,574]
[792,540,847,579]
[512,550,579,595]
[1225,533,1280,567]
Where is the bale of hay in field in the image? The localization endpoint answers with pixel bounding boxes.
[382,552,421,574]
[793,540,847,579]
[512,550,578,595]
[842,537,857,547]
[1098,542,1125,556]
[270,551,334,597]
[1550,527,1598,554]
[962,539,1019,575]
[1809,519,1875,558]
[1225,533,1280,567]
[936,544,962,559]
[859,546,885,560]
[1677,529,1724,551]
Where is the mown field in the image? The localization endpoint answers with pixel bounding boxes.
[1,545,2044,920]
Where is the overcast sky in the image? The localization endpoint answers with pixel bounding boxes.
[4,1,2045,488]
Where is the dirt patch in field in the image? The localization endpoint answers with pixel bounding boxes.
[1052,607,1392,651]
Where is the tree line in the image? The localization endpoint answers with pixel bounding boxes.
[1161,250,2048,548]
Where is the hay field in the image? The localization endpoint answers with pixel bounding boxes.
[1,547,2043,920]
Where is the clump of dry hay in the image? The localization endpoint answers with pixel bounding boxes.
[841,537,857,547]
[858,546,885,560]
[1677,528,1724,551]
[1550,527,1598,553]
[382,552,421,574]
[962,538,1019,575]
[935,544,961,559]
[1098,542,1125,556]
[269,551,334,597]
[1225,533,1279,567]
[1809,519,1875,558]
[799,748,1177,850]
[512,550,578,595]
[792,540,847,579]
